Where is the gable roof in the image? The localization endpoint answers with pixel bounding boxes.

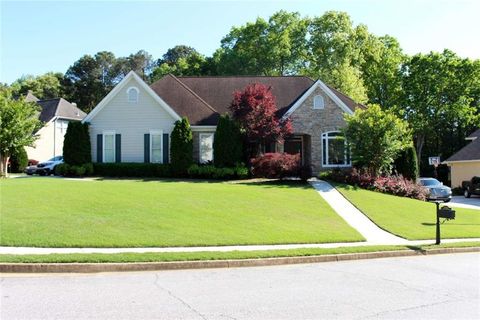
[149,75,364,125]
[444,138,480,163]
[36,98,87,123]
[83,71,181,123]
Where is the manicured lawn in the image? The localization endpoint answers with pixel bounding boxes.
[0,178,364,247]
[335,184,480,240]
[0,241,477,263]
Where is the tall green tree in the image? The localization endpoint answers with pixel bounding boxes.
[151,46,208,81]
[10,72,65,99]
[0,90,42,177]
[213,114,244,167]
[170,118,193,175]
[401,50,480,167]
[117,50,154,81]
[63,122,91,165]
[344,104,412,175]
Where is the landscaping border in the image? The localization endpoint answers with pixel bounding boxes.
[1,246,478,273]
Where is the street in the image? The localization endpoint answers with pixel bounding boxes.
[1,253,479,319]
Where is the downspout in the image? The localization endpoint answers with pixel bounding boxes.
[53,118,56,158]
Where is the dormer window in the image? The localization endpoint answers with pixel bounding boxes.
[127,87,139,103]
[313,95,325,109]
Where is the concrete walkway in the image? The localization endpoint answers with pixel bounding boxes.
[1,179,478,256]
[309,179,408,244]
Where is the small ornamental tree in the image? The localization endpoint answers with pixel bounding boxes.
[63,122,91,165]
[213,114,244,167]
[9,147,28,173]
[393,144,419,181]
[0,90,41,177]
[343,104,412,175]
[170,117,193,175]
[230,83,292,155]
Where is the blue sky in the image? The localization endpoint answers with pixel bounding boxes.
[1,0,479,84]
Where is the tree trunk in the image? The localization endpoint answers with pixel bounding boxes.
[415,134,425,168]
[0,154,9,178]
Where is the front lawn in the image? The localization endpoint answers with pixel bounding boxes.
[335,184,480,240]
[0,178,364,247]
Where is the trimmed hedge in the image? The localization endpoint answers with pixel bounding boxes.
[93,163,172,178]
[170,118,193,176]
[213,114,244,167]
[56,163,94,177]
[63,122,91,165]
[188,164,249,180]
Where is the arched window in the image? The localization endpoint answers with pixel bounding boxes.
[322,131,351,167]
[127,87,139,103]
[313,95,325,109]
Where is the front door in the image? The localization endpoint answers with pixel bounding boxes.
[284,137,303,164]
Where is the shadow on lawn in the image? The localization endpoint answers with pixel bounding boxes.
[422,222,480,226]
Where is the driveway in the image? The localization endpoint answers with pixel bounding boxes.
[1,253,478,319]
[449,196,480,210]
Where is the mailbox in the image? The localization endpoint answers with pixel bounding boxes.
[438,206,455,220]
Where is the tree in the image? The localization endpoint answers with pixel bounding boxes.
[118,50,154,81]
[170,118,193,175]
[8,147,28,173]
[343,104,412,175]
[213,114,244,167]
[393,145,419,180]
[401,50,480,168]
[151,46,208,81]
[10,72,64,99]
[63,122,91,165]
[214,11,309,76]
[0,90,42,177]
[230,83,292,154]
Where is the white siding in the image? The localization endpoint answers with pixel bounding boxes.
[89,77,176,162]
[25,119,72,162]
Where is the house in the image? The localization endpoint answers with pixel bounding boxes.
[83,71,364,174]
[443,129,480,188]
[24,92,86,162]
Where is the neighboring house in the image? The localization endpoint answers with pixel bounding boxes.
[443,129,480,188]
[83,71,364,174]
[24,92,86,162]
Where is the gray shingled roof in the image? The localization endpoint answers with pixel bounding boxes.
[36,98,86,123]
[467,128,480,140]
[445,136,480,162]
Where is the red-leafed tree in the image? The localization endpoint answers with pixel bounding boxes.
[230,83,292,155]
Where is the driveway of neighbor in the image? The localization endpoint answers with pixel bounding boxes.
[449,196,480,210]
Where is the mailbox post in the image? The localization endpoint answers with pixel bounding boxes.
[433,201,456,245]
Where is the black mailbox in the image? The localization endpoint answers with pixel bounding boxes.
[438,206,456,220]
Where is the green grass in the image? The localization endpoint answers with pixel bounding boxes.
[0,241,477,263]
[0,178,364,247]
[334,183,480,240]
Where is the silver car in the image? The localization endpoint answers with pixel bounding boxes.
[419,177,452,202]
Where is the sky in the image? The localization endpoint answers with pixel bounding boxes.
[1,0,479,84]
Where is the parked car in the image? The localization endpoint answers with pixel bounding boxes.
[29,156,64,176]
[462,176,480,198]
[418,177,452,202]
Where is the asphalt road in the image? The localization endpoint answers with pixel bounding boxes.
[1,253,479,320]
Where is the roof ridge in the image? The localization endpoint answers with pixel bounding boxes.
[168,74,220,114]
[37,97,61,102]
[178,75,313,79]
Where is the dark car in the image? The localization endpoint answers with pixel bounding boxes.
[419,178,452,202]
[462,176,480,198]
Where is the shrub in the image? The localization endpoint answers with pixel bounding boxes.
[55,163,94,177]
[394,145,418,181]
[63,122,91,165]
[213,114,244,167]
[170,118,193,176]
[8,147,28,173]
[187,164,249,180]
[325,168,428,200]
[250,153,300,179]
[93,163,172,178]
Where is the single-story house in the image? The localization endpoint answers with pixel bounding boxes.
[443,129,480,188]
[24,92,86,162]
[83,71,365,174]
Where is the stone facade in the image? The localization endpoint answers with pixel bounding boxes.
[289,86,348,174]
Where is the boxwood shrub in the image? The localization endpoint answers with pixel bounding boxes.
[187,164,249,180]
[55,163,94,177]
[93,163,172,178]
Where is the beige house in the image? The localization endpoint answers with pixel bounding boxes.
[443,129,480,188]
[84,71,364,174]
[25,93,86,162]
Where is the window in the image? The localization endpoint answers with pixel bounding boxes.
[322,131,351,167]
[199,133,214,163]
[313,95,325,109]
[56,120,69,135]
[150,131,163,163]
[103,132,115,163]
[127,87,139,103]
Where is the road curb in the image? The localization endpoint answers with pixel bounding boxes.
[1,247,478,273]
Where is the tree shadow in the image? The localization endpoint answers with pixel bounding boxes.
[406,245,427,254]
